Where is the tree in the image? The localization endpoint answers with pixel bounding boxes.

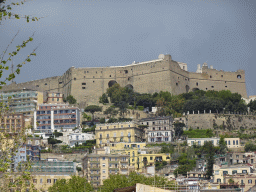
[0,1,42,191]
[84,105,102,123]
[99,172,174,192]
[173,122,185,138]
[66,95,77,104]
[48,136,62,147]
[219,136,227,154]
[204,141,215,179]
[48,176,93,192]
[99,93,109,104]
[104,106,118,118]
[117,101,128,118]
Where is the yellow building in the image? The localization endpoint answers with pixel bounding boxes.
[108,142,171,172]
[213,164,252,183]
[82,149,130,188]
[95,122,144,147]
[6,174,72,192]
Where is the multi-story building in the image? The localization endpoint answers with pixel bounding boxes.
[67,132,95,147]
[0,114,25,133]
[34,103,80,133]
[82,149,130,188]
[107,142,171,172]
[187,138,241,149]
[9,160,76,191]
[12,137,41,171]
[213,164,252,183]
[0,89,43,116]
[138,116,173,143]
[45,92,64,104]
[224,174,256,192]
[95,122,144,147]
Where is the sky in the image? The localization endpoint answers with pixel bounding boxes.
[1,0,256,97]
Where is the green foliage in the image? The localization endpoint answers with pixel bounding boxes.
[83,113,92,121]
[47,136,62,145]
[53,130,63,138]
[99,93,109,104]
[99,118,105,123]
[248,100,256,112]
[137,106,144,111]
[183,129,214,138]
[204,141,215,179]
[65,95,77,104]
[82,125,96,134]
[48,176,93,192]
[245,142,256,152]
[155,161,168,170]
[84,105,102,114]
[104,106,118,118]
[173,122,185,138]
[182,90,247,113]
[174,153,196,177]
[219,135,227,154]
[99,172,174,192]
[76,167,82,172]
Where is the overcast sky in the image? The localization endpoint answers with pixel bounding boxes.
[1,0,255,97]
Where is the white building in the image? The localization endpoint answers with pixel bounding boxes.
[147,130,172,143]
[68,133,95,147]
[187,138,241,148]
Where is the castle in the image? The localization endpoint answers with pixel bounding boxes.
[1,54,247,106]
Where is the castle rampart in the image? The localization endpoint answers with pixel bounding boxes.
[1,54,247,105]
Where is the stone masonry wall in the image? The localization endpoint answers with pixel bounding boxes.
[1,54,247,105]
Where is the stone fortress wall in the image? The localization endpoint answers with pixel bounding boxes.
[1,54,247,105]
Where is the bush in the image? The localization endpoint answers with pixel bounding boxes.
[100,118,105,123]
[137,106,144,111]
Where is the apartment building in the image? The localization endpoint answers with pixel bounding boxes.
[213,164,252,183]
[0,114,25,133]
[138,116,173,142]
[224,174,256,192]
[45,92,64,104]
[34,103,80,133]
[8,160,76,191]
[187,138,241,148]
[95,122,144,147]
[0,89,43,116]
[107,142,171,172]
[12,137,41,171]
[82,150,130,188]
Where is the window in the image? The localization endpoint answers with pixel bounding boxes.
[236,155,239,158]
[196,82,198,86]
[198,141,201,146]
[40,179,43,184]
[47,179,51,184]
[248,180,252,184]
[82,87,86,89]
[210,75,212,78]
[228,140,230,145]
[223,171,228,175]
[151,138,154,142]
[241,180,244,184]
[33,179,37,184]
[102,157,105,160]
[54,179,57,184]
[211,86,214,88]
[242,170,247,174]
[102,169,106,173]
[165,132,168,136]
[217,179,221,183]
[74,78,76,80]
[237,75,241,79]
[165,138,169,141]
[232,170,237,174]
[233,140,235,145]
[236,140,238,145]
[191,141,194,145]
[215,170,219,175]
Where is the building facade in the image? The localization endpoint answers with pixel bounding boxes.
[0,89,43,116]
[34,104,80,133]
[187,138,241,148]
[82,152,130,187]
[1,54,247,105]
[0,114,25,133]
[67,132,95,147]
[95,122,144,147]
